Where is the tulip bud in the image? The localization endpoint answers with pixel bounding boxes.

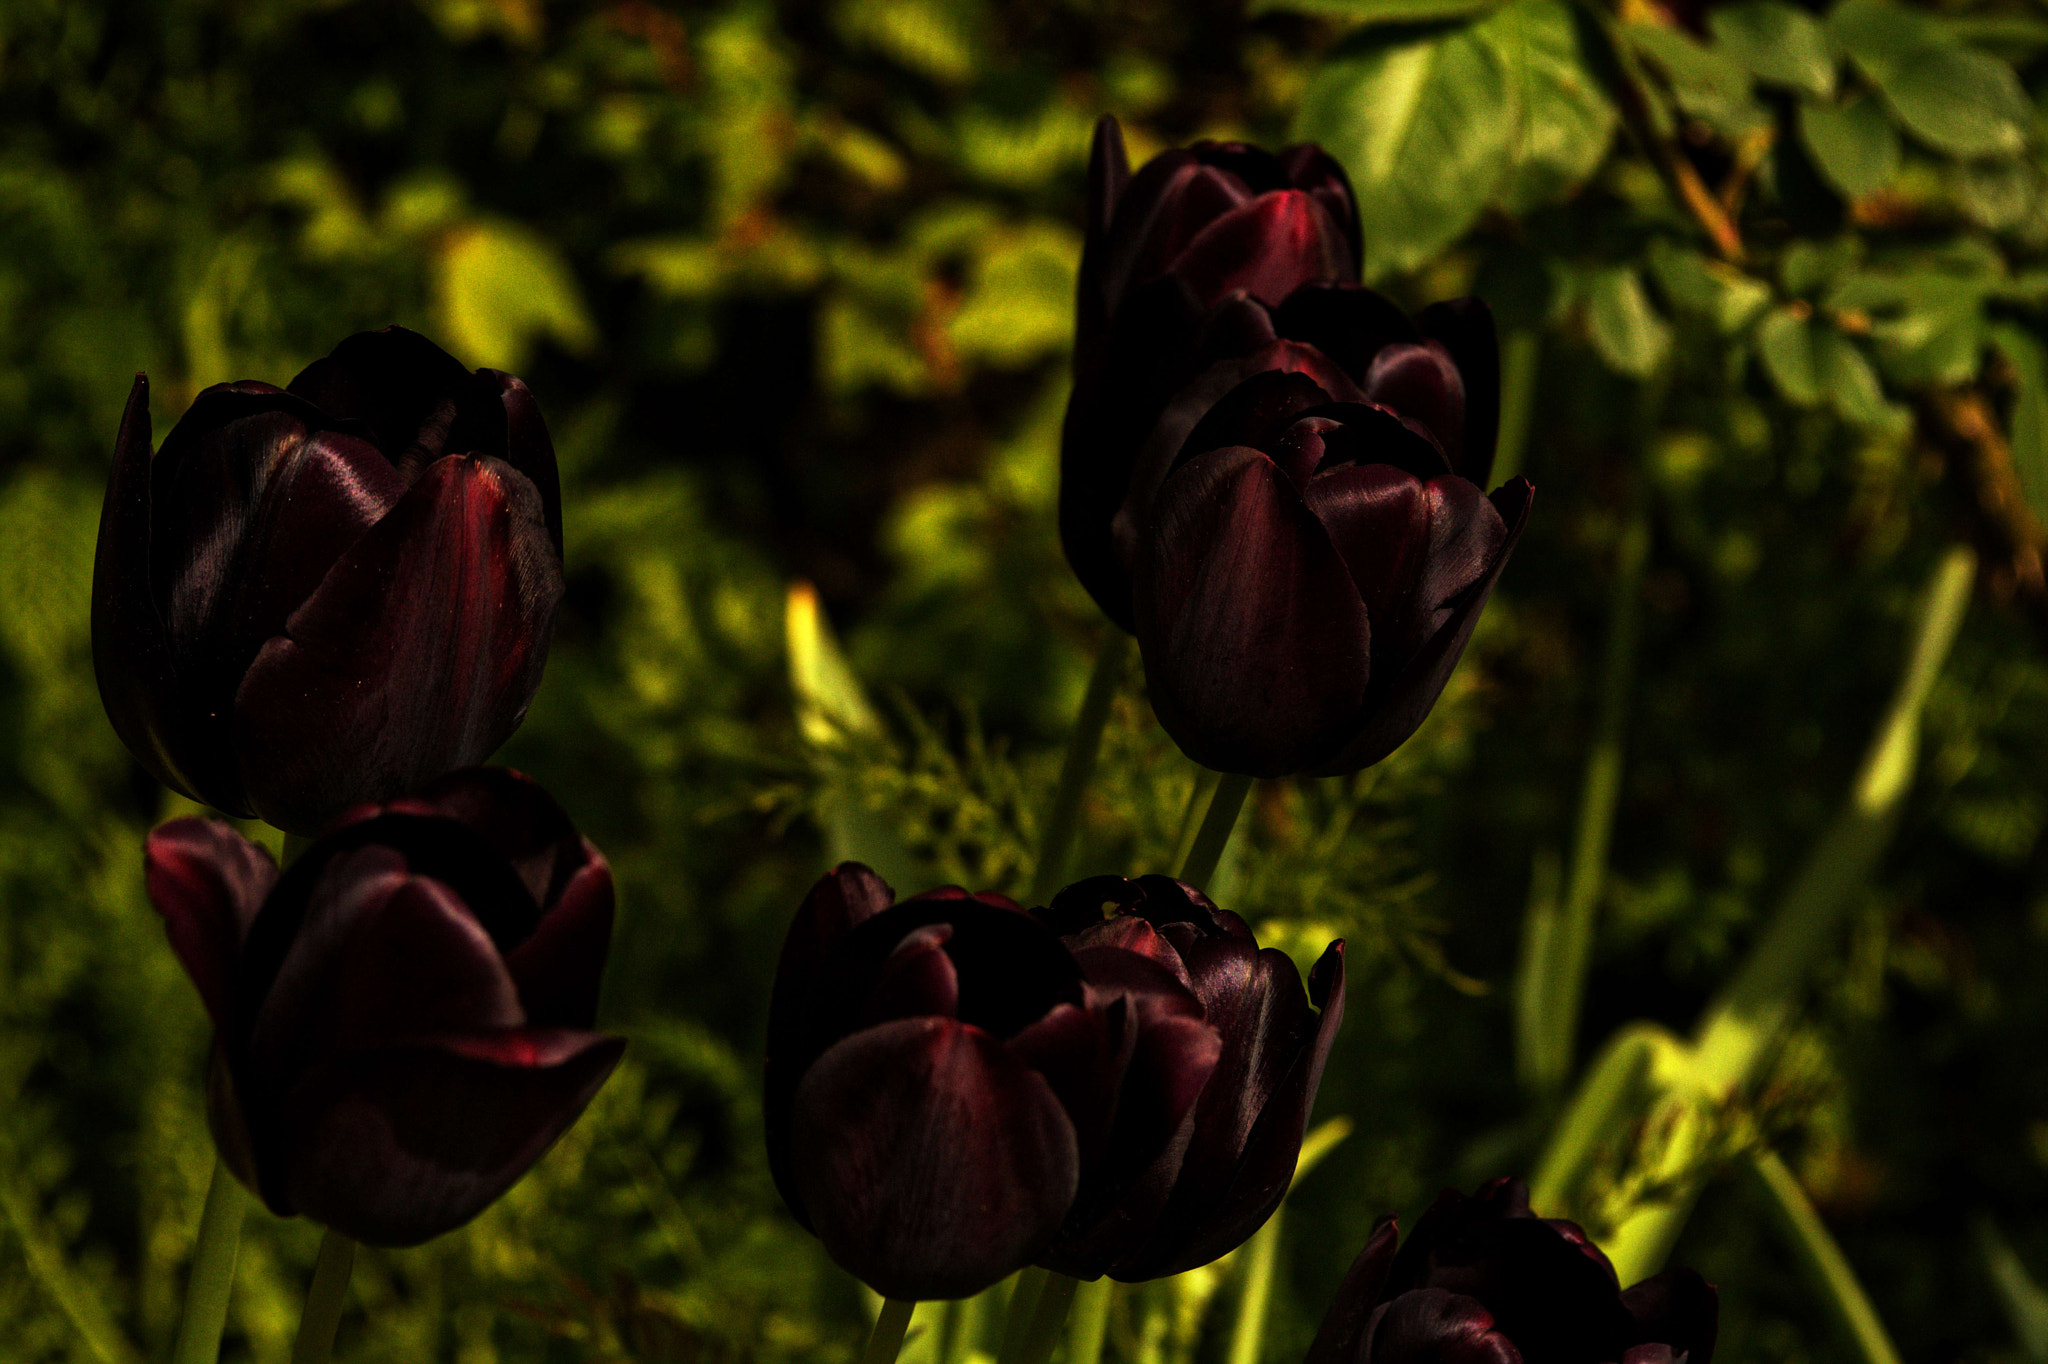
[1122,295,1532,777]
[1033,875,1344,1281]
[1062,115,1365,629]
[1307,1179,1718,1364]
[764,865,1226,1300]
[145,767,622,1247]
[94,326,564,834]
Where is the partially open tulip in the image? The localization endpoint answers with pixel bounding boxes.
[1307,1179,1718,1364]
[94,326,564,834]
[1062,115,1363,629]
[145,767,621,1246]
[765,864,1225,1300]
[1034,875,1344,1280]
[1123,302,1532,777]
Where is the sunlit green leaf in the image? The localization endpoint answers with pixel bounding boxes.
[1813,325,1888,426]
[1248,0,1504,22]
[436,221,596,371]
[1626,21,1770,135]
[1479,0,1619,215]
[1586,267,1671,377]
[1830,0,2030,158]
[1798,94,1901,199]
[1757,307,1823,405]
[1710,0,1835,96]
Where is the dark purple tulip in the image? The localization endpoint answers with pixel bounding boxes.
[1307,1179,1718,1364]
[765,865,1224,1300]
[145,767,622,1247]
[94,326,564,834]
[1123,309,1533,778]
[1033,875,1345,1281]
[1062,115,1365,629]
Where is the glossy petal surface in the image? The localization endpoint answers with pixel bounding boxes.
[1137,445,1370,776]
[791,1017,1080,1300]
[144,818,280,1028]
[234,454,563,832]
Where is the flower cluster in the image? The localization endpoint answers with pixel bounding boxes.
[765,865,1342,1297]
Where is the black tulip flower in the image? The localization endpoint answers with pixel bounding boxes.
[1063,114,1365,629]
[94,326,565,835]
[145,767,622,1247]
[1121,303,1533,778]
[1307,1179,1718,1364]
[1034,875,1345,1281]
[765,864,1224,1301]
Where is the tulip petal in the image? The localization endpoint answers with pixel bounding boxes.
[1116,339,1361,570]
[791,1016,1080,1300]
[233,453,563,833]
[765,863,899,1224]
[1143,940,1344,1276]
[286,326,496,483]
[863,923,963,1024]
[1418,299,1500,487]
[279,1027,623,1245]
[1135,445,1371,777]
[1074,114,1135,370]
[1041,875,1146,934]
[1621,1269,1718,1364]
[1312,479,1532,776]
[1099,156,1244,310]
[145,818,279,1028]
[482,369,564,555]
[412,767,586,910]
[1179,371,1342,484]
[94,375,204,802]
[1272,284,1419,386]
[1361,1290,1524,1364]
[1363,343,1467,469]
[1169,191,1354,311]
[1307,1216,1402,1364]
[503,850,615,1029]
[1279,145,1364,276]
[325,875,526,1051]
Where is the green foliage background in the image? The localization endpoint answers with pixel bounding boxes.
[6,0,2048,1360]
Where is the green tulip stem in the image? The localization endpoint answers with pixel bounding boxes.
[1169,768,1223,874]
[1006,1272,1081,1364]
[997,1266,1051,1364]
[1490,329,1541,487]
[170,1155,247,1364]
[863,1298,917,1364]
[1514,504,1648,1098]
[1031,632,1132,904]
[1180,772,1253,892]
[1225,1210,1282,1364]
[1066,1276,1114,1364]
[288,1229,355,1364]
[1744,1148,1903,1364]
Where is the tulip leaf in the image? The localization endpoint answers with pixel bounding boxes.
[1710,0,1836,96]
[1585,267,1671,378]
[1798,94,1902,200]
[1296,0,1614,277]
[1829,0,2031,159]
[436,222,597,371]
[1990,323,2048,528]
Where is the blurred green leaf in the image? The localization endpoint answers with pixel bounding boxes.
[1830,0,2030,159]
[1799,94,1901,199]
[1296,26,1514,277]
[1248,0,1504,22]
[1710,0,1835,96]
[1757,307,1824,405]
[1992,323,2048,526]
[1813,325,1889,426]
[1978,1215,2048,1363]
[1626,21,1770,135]
[1480,0,1619,215]
[1646,239,1771,332]
[436,222,595,371]
[1586,267,1671,377]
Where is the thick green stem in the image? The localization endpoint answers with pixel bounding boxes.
[171,1156,247,1364]
[288,1229,355,1364]
[1180,772,1253,892]
[1066,1277,1113,1364]
[1491,330,1541,487]
[1169,768,1223,875]
[1517,508,1649,1098]
[1003,1272,1081,1364]
[863,1298,918,1364]
[1032,633,1131,903]
[1225,1212,1281,1364]
[1745,1149,1903,1364]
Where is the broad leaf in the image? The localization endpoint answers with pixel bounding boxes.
[1991,323,2048,526]
[1586,267,1671,377]
[1248,0,1505,22]
[1626,21,1770,135]
[1756,307,1823,405]
[1711,1,1836,96]
[1799,94,1901,199]
[1830,0,2030,159]
[1480,0,1619,215]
